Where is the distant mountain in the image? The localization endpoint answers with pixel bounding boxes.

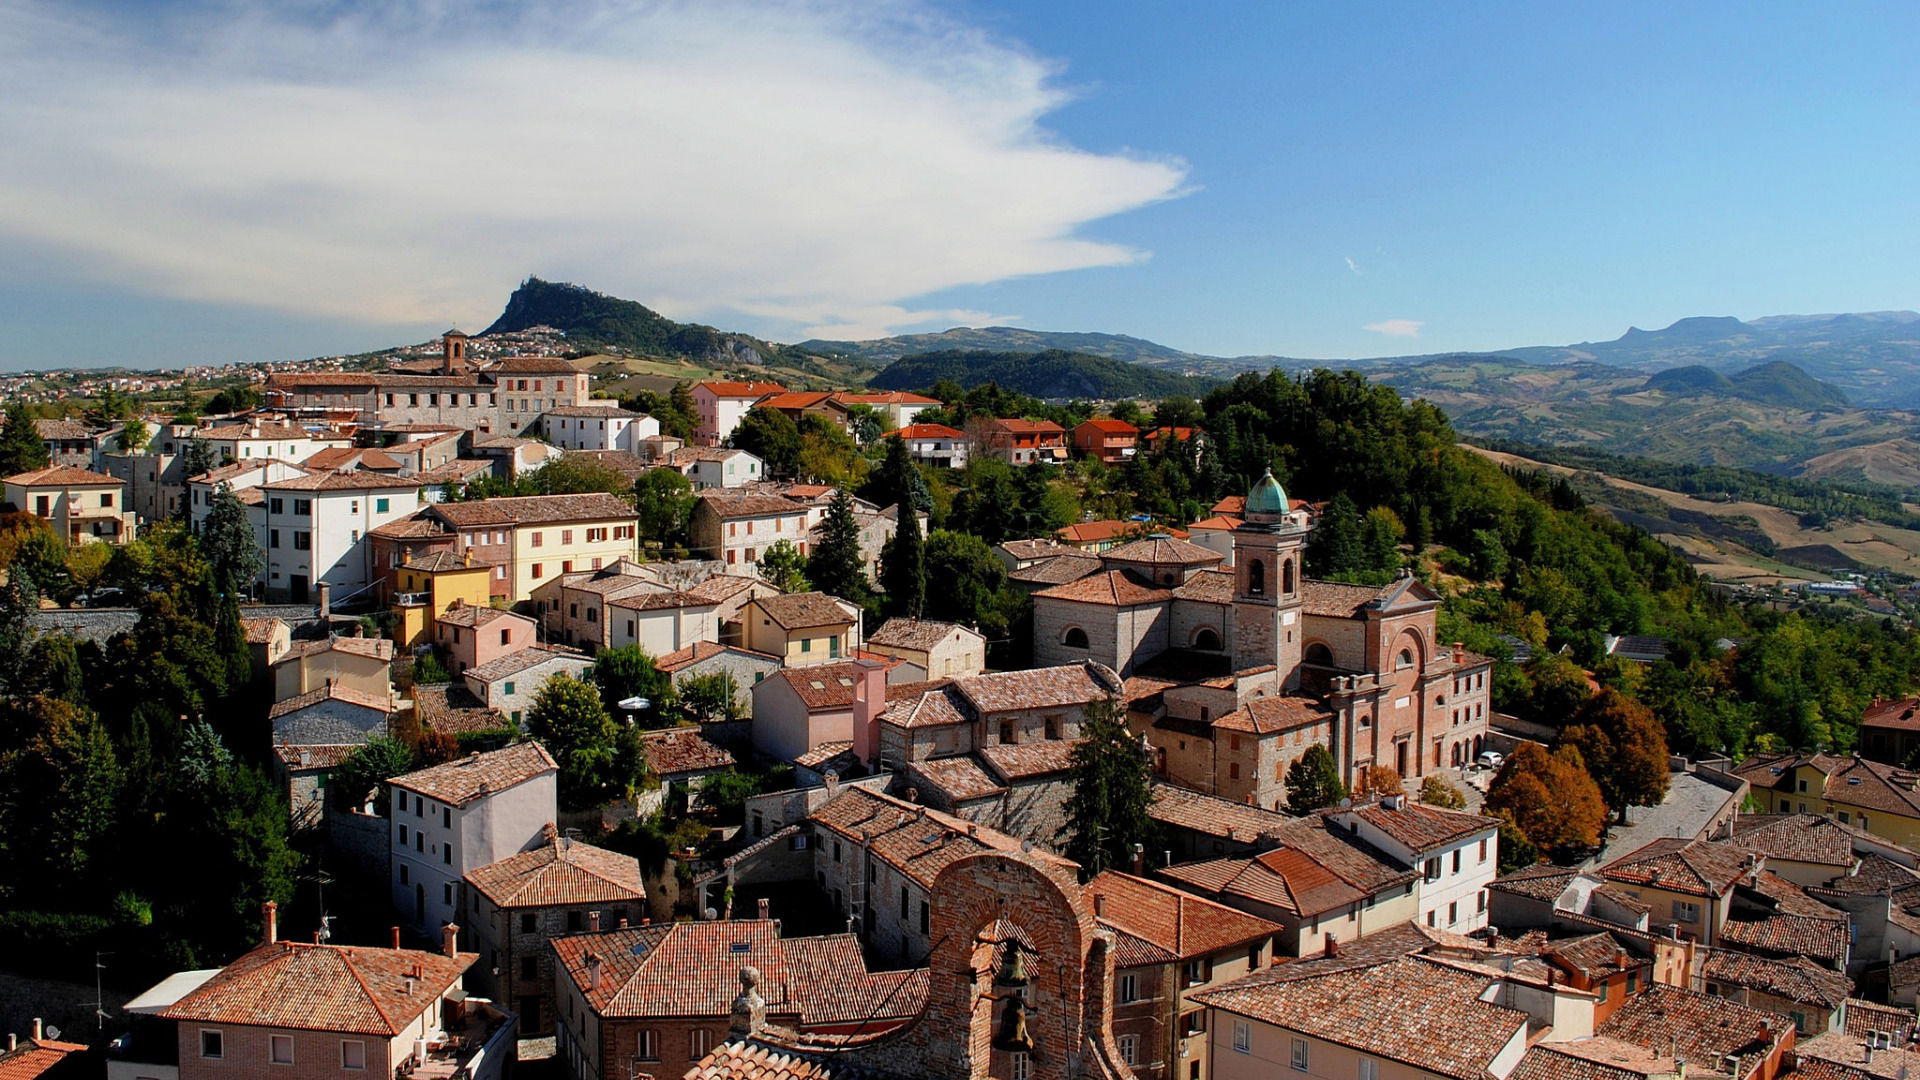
[485,278,796,367]
[799,326,1301,373]
[867,349,1216,401]
[1642,365,1734,396]
[1640,361,1849,408]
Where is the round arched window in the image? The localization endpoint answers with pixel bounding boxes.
[1063,627,1090,649]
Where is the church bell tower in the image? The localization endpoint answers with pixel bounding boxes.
[1232,469,1310,691]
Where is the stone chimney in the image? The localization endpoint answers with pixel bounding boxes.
[262,900,279,945]
[586,953,602,991]
[1093,894,1107,918]
[589,911,601,933]
[1323,934,1339,958]
[850,659,890,766]
[1131,843,1145,875]
[317,581,331,619]
[757,898,770,920]
[441,923,460,958]
[391,926,402,950]
[729,967,767,1037]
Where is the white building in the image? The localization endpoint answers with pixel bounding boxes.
[493,358,590,434]
[388,742,558,937]
[259,472,423,603]
[195,420,339,464]
[461,648,594,727]
[186,459,312,534]
[1330,795,1500,934]
[832,390,942,431]
[663,447,764,489]
[690,380,786,447]
[542,406,660,453]
[887,423,968,470]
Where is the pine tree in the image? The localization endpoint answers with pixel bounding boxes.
[1304,492,1365,577]
[806,489,867,601]
[177,436,219,482]
[1065,696,1156,876]
[202,484,264,596]
[1285,744,1348,813]
[757,539,811,593]
[0,404,49,477]
[879,438,926,618]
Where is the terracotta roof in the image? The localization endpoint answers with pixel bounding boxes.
[1340,800,1499,854]
[284,634,394,662]
[998,538,1080,561]
[1195,956,1525,1080]
[1162,847,1364,918]
[1541,932,1640,981]
[3,465,121,486]
[1076,417,1139,435]
[1101,535,1224,566]
[1149,781,1296,845]
[388,742,557,807]
[1597,984,1791,1079]
[808,786,1074,890]
[755,391,844,412]
[430,492,635,527]
[1057,519,1141,544]
[609,588,718,613]
[1843,997,1912,1038]
[887,423,963,439]
[1488,863,1579,902]
[401,551,478,574]
[242,616,287,644]
[1703,948,1852,1008]
[1213,694,1333,734]
[1007,553,1103,586]
[1797,1030,1920,1079]
[793,741,854,770]
[951,661,1122,712]
[369,514,450,539]
[1298,579,1397,618]
[1718,913,1850,966]
[198,422,312,440]
[879,684,971,729]
[1865,697,1920,733]
[262,470,419,491]
[464,645,588,684]
[302,446,403,472]
[1085,871,1281,961]
[906,755,1006,802]
[638,728,736,775]
[0,1039,89,1080]
[1743,867,1851,918]
[866,618,971,653]
[267,684,391,720]
[272,743,359,772]
[698,492,809,519]
[465,835,645,908]
[412,684,505,734]
[1032,568,1171,606]
[34,418,97,441]
[695,380,787,399]
[655,641,780,673]
[1601,837,1751,898]
[752,592,856,630]
[1509,1040,1680,1080]
[543,404,642,418]
[1170,567,1235,603]
[492,356,579,374]
[980,739,1079,780]
[834,391,941,406]
[987,418,1064,434]
[1735,752,1920,819]
[1185,514,1239,533]
[160,941,472,1036]
[683,1040,857,1080]
[764,663,861,710]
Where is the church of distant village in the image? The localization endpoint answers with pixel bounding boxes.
[1030,469,1495,810]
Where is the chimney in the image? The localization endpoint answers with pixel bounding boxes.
[442,923,459,958]
[391,926,402,950]
[1131,843,1145,875]
[6,1034,14,1052]
[617,917,629,929]
[589,911,601,933]
[262,900,279,945]
[317,581,331,619]
[1323,934,1339,958]
[31,1020,42,1041]
[849,659,890,766]
[729,967,767,1037]
[757,898,770,921]
[1093,894,1107,918]
[586,953,602,991]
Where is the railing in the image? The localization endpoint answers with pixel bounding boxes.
[395,592,430,607]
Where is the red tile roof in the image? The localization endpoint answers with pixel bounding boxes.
[887,423,964,440]
[808,787,1074,890]
[866,617,972,653]
[492,356,579,374]
[0,1039,88,1080]
[430,492,635,526]
[638,728,736,775]
[3,465,122,486]
[1213,694,1333,734]
[1085,871,1281,961]
[833,391,941,406]
[1031,569,1171,606]
[753,592,857,630]
[1598,985,1791,1079]
[1601,837,1751,898]
[267,684,391,721]
[765,663,862,710]
[655,641,780,672]
[1339,800,1499,854]
[1101,535,1223,566]
[160,941,473,1036]
[696,380,788,399]
[388,742,557,807]
[1865,697,1920,733]
[1076,417,1139,435]
[951,661,1123,712]
[465,835,645,908]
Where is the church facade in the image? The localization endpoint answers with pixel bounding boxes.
[1032,471,1494,808]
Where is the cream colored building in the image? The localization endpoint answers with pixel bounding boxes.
[270,635,396,706]
[862,617,987,681]
[740,592,861,666]
[427,492,640,603]
[4,465,135,544]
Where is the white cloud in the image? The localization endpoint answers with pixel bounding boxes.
[1363,318,1423,338]
[0,1,1188,340]
[1345,256,1362,275]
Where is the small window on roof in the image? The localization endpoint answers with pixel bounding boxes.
[729,941,752,954]
[1849,777,1863,785]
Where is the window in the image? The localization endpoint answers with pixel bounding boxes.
[1118,1035,1138,1066]
[520,955,537,980]
[376,498,389,513]
[1424,857,1442,882]
[443,807,450,828]
[201,1031,224,1059]
[919,900,929,935]
[689,1030,711,1058]
[399,865,409,885]
[1248,943,1262,969]
[567,911,583,932]
[1479,838,1488,862]
[1426,910,1436,927]
[520,912,536,933]
[443,882,453,905]
[1596,980,1609,1003]
[531,531,543,547]
[293,530,312,551]
[531,563,543,579]
[1232,1020,1251,1053]
[294,499,312,516]
[1672,900,1700,924]
[1118,973,1137,1003]
[399,824,409,844]
[270,1035,294,1065]
[1062,626,1089,648]
[442,845,451,865]
[270,497,284,514]
[1626,971,1640,994]
[1448,901,1457,925]
[1358,1059,1380,1080]
[562,529,573,544]
[636,1031,658,1062]
[1010,1052,1031,1080]
[1291,1038,1309,1071]
[101,492,113,508]
[341,1040,366,1070]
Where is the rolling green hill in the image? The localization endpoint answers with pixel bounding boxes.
[485,277,814,368]
[867,348,1216,400]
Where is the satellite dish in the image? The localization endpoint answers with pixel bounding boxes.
[618,696,650,712]
[44,1026,60,1041]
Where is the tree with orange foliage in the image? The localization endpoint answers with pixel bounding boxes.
[1560,689,1671,823]
[1484,742,1608,855]
[1354,765,1403,800]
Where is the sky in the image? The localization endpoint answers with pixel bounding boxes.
[0,0,1916,369]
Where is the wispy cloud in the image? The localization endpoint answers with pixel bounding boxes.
[1363,318,1423,338]
[0,1,1188,340]
[1345,256,1362,275]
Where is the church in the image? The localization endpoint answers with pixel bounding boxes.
[1031,470,1494,809]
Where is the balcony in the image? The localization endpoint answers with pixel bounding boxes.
[395,592,431,607]
[399,997,516,1080]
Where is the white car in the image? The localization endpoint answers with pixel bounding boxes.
[1477,751,1505,770]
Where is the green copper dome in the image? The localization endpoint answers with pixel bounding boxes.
[1246,468,1288,515]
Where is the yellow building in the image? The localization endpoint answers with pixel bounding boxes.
[740,592,861,666]
[391,551,494,649]
[1735,751,1920,850]
[1596,837,1747,946]
[427,492,640,604]
[3,465,135,544]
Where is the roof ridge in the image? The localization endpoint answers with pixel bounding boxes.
[334,946,402,1036]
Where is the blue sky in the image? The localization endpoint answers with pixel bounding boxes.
[0,1,1915,368]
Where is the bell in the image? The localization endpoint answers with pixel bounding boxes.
[995,944,1030,988]
[993,994,1033,1053]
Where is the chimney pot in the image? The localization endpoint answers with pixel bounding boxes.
[589,911,601,933]
[1131,843,1145,875]
[31,1020,42,1042]
[263,900,279,945]
[1093,894,1107,918]
[7,1034,15,1052]
[757,898,770,920]
[1324,934,1339,958]
[391,926,402,950]
[586,952,602,991]
[442,923,459,958]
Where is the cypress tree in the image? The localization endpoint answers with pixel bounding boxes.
[878,438,926,618]
[806,489,867,601]
[1285,744,1348,813]
[0,404,50,476]
[1065,696,1157,876]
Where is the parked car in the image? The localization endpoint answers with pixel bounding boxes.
[1477,750,1505,770]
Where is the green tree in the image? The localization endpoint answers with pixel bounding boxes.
[1064,696,1157,876]
[1559,689,1672,822]
[591,646,674,722]
[1484,742,1608,855]
[177,436,219,481]
[861,435,933,514]
[202,484,264,595]
[528,673,622,810]
[1418,774,1467,810]
[728,407,802,475]
[1305,493,1366,578]
[0,404,50,477]
[667,382,699,440]
[679,671,742,722]
[697,770,761,822]
[758,539,810,593]
[922,529,1019,636]
[880,509,925,620]
[114,421,152,454]
[161,724,300,961]
[529,454,631,496]
[0,697,121,904]
[1523,652,1595,724]
[204,384,263,415]
[807,489,867,601]
[328,736,416,814]
[1285,744,1348,813]
[634,468,697,552]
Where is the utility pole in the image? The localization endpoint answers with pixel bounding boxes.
[93,951,112,1039]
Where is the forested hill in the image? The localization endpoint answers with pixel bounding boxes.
[1643,361,1850,408]
[868,348,1216,400]
[484,278,793,365]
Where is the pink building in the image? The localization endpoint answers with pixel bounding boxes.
[435,602,539,676]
